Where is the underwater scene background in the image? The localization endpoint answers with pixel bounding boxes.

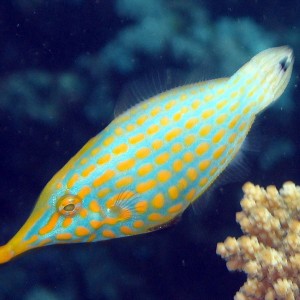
[0,0,299,299]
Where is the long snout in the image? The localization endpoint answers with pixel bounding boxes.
[0,243,14,264]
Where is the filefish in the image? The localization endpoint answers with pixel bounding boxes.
[0,46,294,264]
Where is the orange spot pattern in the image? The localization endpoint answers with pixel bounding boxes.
[32,64,261,249]
[133,220,144,228]
[212,129,226,143]
[136,180,156,193]
[67,173,79,189]
[97,154,111,165]
[102,230,116,238]
[78,186,91,199]
[152,139,163,150]
[213,145,227,159]
[155,152,169,165]
[56,233,72,240]
[113,143,128,155]
[148,213,164,222]
[165,128,182,142]
[62,217,72,228]
[135,201,148,213]
[39,213,60,235]
[199,160,211,171]
[90,200,101,213]
[168,186,179,200]
[196,143,210,156]
[157,170,172,182]
[75,226,90,237]
[173,159,183,172]
[172,143,182,153]
[93,170,115,187]
[129,133,145,144]
[136,147,151,159]
[138,163,153,176]
[168,203,183,214]
[116,176,133,188]
[199,124,212,136]
[117,159,135,172]
[152,193,165,209]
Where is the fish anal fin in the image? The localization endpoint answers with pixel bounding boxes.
[147,214,182,232]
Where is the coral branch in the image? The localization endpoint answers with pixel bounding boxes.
[217,182,300,300]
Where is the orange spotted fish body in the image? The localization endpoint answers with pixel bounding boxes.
[0,46,294,263]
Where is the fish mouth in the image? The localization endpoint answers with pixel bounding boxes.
[0,233,39,264]
[0,204,48,264]
[0,243,14,264]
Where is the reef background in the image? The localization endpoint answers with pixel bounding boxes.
[0,1,299,299]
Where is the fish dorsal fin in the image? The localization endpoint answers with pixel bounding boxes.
[114,69,214,117]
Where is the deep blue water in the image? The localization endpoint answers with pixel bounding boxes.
[0,1,299,299]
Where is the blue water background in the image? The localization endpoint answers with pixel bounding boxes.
[0,1,299,299]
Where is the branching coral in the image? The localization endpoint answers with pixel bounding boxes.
[217,182,300,300]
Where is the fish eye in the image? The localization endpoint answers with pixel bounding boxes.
[57,194,82,216]
[279,57,289,72]
[64,203,75,211]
